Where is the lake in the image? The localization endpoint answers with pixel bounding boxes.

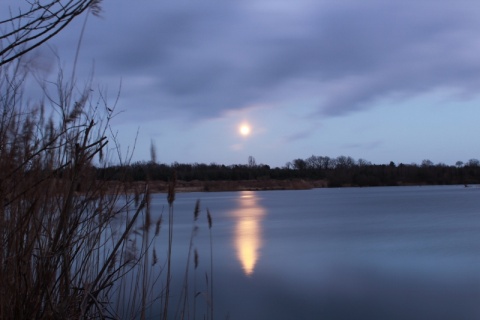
[137,185,480,320]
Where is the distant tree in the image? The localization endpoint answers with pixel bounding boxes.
[292,158,307,171]
[248,155,257,167]
[319,156,334,169]
[421,159,434,167]
[455,161,464,168]
[335,155,355,168]
[150,140,157,163]
[306,155,321,169]
[466,158,480,167]
[329,158,338,169]
[358,158,372,167]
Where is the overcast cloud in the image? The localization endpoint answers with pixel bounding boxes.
[4,0,480,165]
[58,0,480,120]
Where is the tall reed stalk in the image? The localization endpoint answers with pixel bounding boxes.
[162,170,176,320]
[207,208,214,320]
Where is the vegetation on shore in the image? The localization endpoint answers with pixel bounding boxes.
[107,178,327,193]
[97,156,480,191]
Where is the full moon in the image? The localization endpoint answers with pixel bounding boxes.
[240,124,251,136]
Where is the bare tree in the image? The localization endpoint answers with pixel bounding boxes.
[292,158,307,170]
[335,155,355,168]
[305,155,321,169]
[0,0,102,66]
[358,158,372,167]
[466,158,480,167]
[248,155,256,167]
[421,159,434,167]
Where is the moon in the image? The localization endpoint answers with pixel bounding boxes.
[239,124,251,136]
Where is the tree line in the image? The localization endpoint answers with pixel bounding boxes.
[97,155,480,187]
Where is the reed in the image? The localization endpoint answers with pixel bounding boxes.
[207,208,214,320]
[176,200,200,320]
[1,44,217,320]
[0,58,157,319]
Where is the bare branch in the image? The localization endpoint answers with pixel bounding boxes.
[0,0,103,66]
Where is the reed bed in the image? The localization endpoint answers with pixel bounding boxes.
[0,59,215,319]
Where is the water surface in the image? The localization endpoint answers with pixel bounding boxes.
[146,185,480,319]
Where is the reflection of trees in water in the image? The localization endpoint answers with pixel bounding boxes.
[231,191,266,276]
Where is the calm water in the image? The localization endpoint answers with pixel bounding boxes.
[143,185,480,320]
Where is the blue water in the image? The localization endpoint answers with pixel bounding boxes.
[143,185,480,320]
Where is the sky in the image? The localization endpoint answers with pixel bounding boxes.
[5,0,480,168]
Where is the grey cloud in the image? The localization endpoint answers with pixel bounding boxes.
[64,0,480,119]
[343,140,383,151]
[284,130,314,143]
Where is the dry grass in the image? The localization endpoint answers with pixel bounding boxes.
[1,54,216,320]
[109,179,327,194]
[0,59,154,319]
[2,5,219,315]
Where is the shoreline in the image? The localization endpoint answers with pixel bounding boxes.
[115,179,329,194]
[98,179,475,193]
[101,179,477,195]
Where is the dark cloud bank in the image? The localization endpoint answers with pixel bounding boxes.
[50,1,480,120]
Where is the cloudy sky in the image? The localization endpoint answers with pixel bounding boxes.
[8,1,480,167]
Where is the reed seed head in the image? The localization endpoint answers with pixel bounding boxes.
[194,199,200,221]
[194,249,199,269]
[155,215,162,236]
[207,208,212,229]
[152,248,158,266]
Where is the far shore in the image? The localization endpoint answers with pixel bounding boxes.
[111,179,329,194]
[104,179,468,193]
[100,179,476,195]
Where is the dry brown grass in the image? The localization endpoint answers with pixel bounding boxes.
[110,178,328,194]
[0,56,216,320]
[0,59,155,319]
